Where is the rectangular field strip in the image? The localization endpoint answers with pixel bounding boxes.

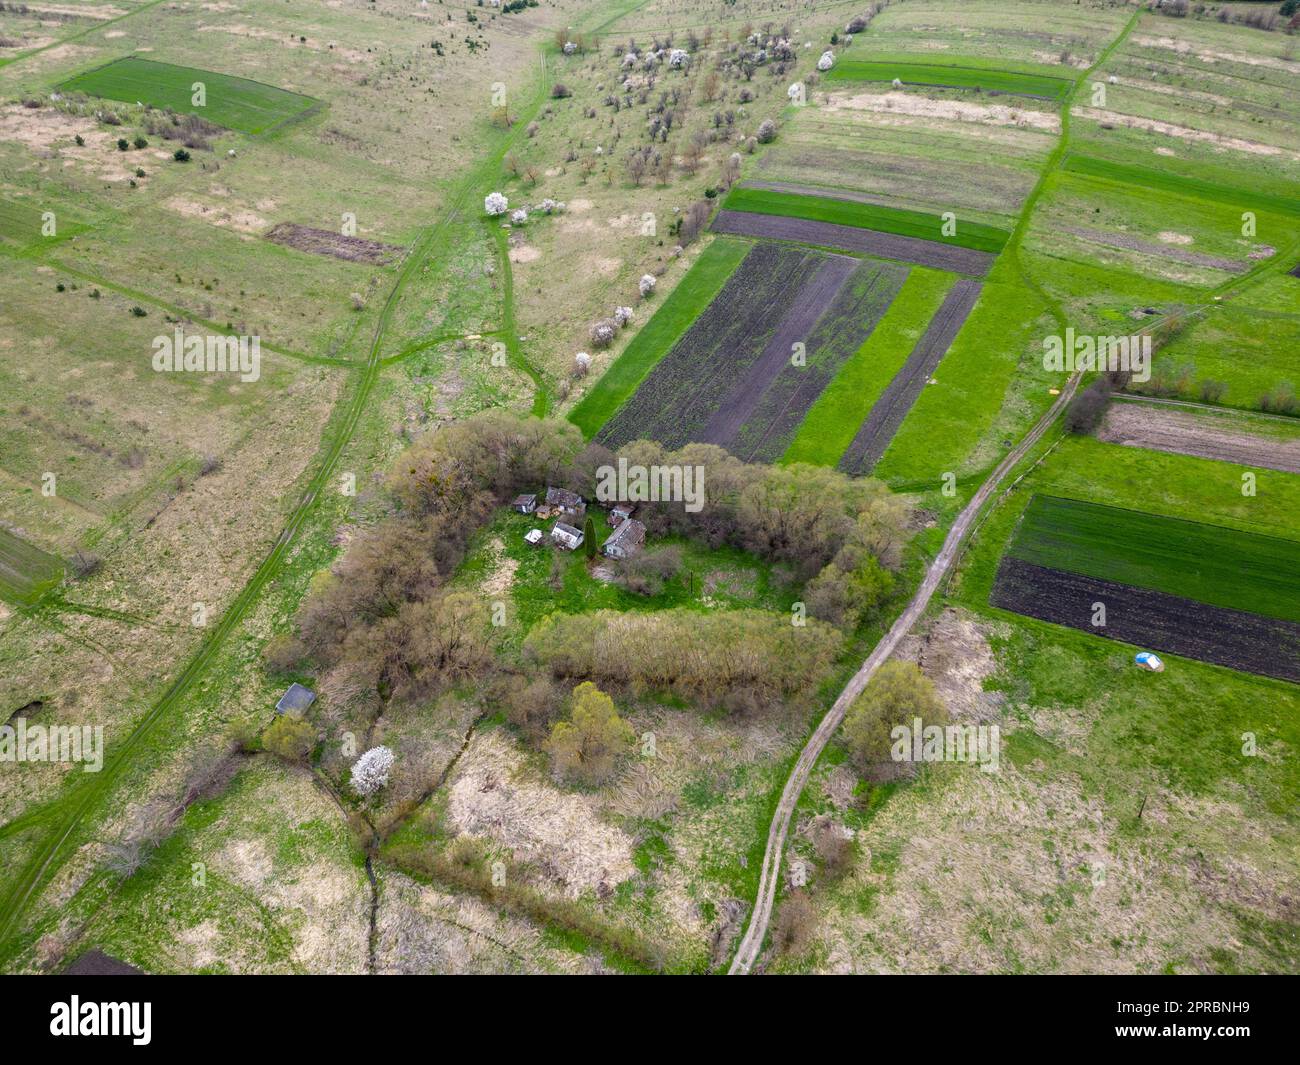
[782,267,956,467]
[991,558,1300,684]
[711,210,995,276]
[1007,494,1300,625]
[1062,154,1300,218]
[0,527,63,607]
[568,237,747,439]
[723,186,1010,254]
[59,57,319,134]
[825,60,1074,101]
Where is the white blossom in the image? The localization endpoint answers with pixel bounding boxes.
[351,746,394,797]
[614,306,634,326]
[510,208,528,226]
[668,48,690,68]
[484,191,508,216]
[817,50,835,72]
[639,274,657,297]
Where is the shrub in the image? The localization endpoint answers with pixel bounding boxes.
[756,119,777,143]
[551,83,571,98]
[173,148,190,162]
[262,715,317,763]
[544,682,635,786]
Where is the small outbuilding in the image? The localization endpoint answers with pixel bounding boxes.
[276,682,316,715]
[512,493,538,514]
[545,486,586,523]
[609,503,635,526]
[602,518,646,560]
[524,528,544,546]
[551,521,585,551]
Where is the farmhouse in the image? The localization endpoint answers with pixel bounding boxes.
[275,682,316,715]
[512,493,537,514]
[551,521,585,551]
[545,486,586,523]
[602,519,646,559]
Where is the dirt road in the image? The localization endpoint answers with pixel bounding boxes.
[727,373,1082,974]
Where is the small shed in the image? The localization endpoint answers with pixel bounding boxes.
[512,493,538,514]
[524,528,544,546]
[551,521,585,551]
[545,486,587,522]
[609,503,635,526]
[276,682,316,715]
[602,518,646,560]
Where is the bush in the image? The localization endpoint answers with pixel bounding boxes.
[262,715,317,763]
[1064,378,1111,433]
[544,682,635,786]
[551,83,571,98]
[756,119,777,144]
[842,660,947,779]
[173,148,191,162]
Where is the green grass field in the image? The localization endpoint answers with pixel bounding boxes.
[0,527,63,607]
[723,187,1010,254]
[1061,154,1300,219]
[1007,494,1300,624]
[0,200,87,252]
[825,59,1074,101]
[59,57,319,135]
[781,267,956,466]
[567,236,748,439]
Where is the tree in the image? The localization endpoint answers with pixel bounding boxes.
[584,517,597,559]
[1064,378,1112,433]
[756,119,777,144]
[842,660,947,778]
[262,715,317,763]
[351,745,395,797]
[544,682,635,785]
[484,191,509,216]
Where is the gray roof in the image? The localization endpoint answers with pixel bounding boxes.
[603,519,646,551]
[546,486,584,508]
[66,949,143,976]
[552,521,584,538]
[276,682,316,714]
[512,493,537,506]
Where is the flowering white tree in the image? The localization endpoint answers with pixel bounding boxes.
[574,351,592,374]
[484,191,508,216]
[589,319,616,347]
[668,48,690,68]
[818,50,835,71]
[613,306,634,326]
[510,208,528,226]
[351,746,394,797]
[622,52,638,68]
[639,274,657,298]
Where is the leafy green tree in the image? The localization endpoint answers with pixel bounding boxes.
[545,682,634,785]
[842,660,947,777]
[584,517,596,559]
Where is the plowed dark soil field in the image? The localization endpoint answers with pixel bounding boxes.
[711,210,995,275]
[990,557,1300,683]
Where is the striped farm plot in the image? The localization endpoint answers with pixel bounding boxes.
[594,243,906,455]
[59,57,319,135]
[989,494,1300,682]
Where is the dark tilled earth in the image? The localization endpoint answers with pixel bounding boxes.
[990,557,1300,683]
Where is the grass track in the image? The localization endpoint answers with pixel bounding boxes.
[1007,494,1300,624]
[59,57,318,134]
[0,528,63,607]
[723,186,1009,254]
[567,236,748,438]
